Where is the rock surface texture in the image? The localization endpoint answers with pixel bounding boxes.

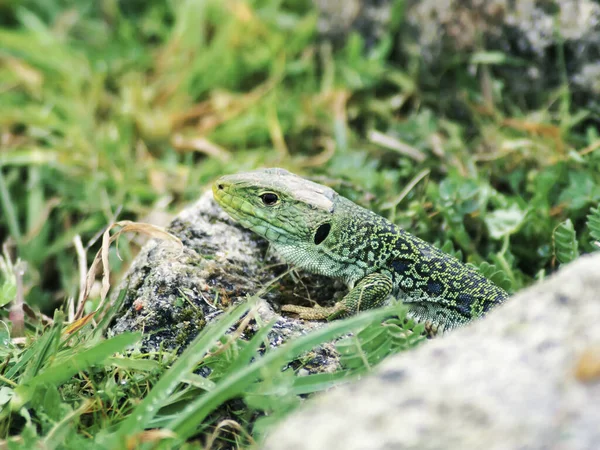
[405,0,600,101]
[313,0,392,48]
[262,253,600,450]
[314,0,600,103]
[109,191,342,372]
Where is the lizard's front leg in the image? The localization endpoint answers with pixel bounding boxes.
[281,272,393,320]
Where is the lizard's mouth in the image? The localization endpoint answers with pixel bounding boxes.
[212,181,247,222]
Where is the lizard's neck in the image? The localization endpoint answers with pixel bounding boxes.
[272,196,388,285]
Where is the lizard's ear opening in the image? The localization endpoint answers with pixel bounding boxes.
[314,223,331,245]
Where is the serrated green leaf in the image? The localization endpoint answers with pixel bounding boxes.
[553,219,579,264]
[439,240,463,260]
[472,261,512,292]
[337,308,425,372]
[587,205,600,244]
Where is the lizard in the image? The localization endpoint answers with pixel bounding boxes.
[212,168,508,333]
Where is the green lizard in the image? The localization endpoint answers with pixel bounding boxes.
[212,168,508,333]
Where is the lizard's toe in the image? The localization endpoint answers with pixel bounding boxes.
[281,304,336,321]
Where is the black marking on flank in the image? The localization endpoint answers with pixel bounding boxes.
[314,223,331,245]
[391,259,412,274]
[453,297,474,316]
[427,281,442,295]
[458,293,473,303]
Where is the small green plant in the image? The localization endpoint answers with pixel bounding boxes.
[587,205,600,248]
[553,219,579,265]
[552,203,600,266]
[336,309,425,372]
[475,262,513,293]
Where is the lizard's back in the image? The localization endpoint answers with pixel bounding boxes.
[328,196,508,326]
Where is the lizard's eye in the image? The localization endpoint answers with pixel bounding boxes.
[260,193,279,206]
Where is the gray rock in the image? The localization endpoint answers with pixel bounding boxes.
[109,191,343,373]
[404,0,600,101]
[262,253,600,450]
[313,0,392,48]
[313,0,600,103]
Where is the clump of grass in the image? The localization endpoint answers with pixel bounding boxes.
[1,0,599,447]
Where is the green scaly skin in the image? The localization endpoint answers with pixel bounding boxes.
[212,168,508,333]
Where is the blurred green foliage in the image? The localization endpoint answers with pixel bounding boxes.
[1,0,599,310]
[1,0,599,447]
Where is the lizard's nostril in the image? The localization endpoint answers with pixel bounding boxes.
[218,184,224,190]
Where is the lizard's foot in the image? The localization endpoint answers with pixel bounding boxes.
[281,302,347,320]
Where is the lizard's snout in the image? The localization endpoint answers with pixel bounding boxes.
[212,177,229,202]
[213,176,227,190]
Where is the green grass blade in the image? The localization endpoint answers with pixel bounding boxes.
[17,315,64,383]
[9,332,140,413]
[167,305,400,440]
[92,289,129,340]
[23,332,141,388]
[587,205,600,244]
[252,372,353,396]
[0,168,22,242]
[106,357,160,372]
[114,301,252,440]
[222,319,276,377]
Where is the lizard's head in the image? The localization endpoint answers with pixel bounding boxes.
[212,168,337,245]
